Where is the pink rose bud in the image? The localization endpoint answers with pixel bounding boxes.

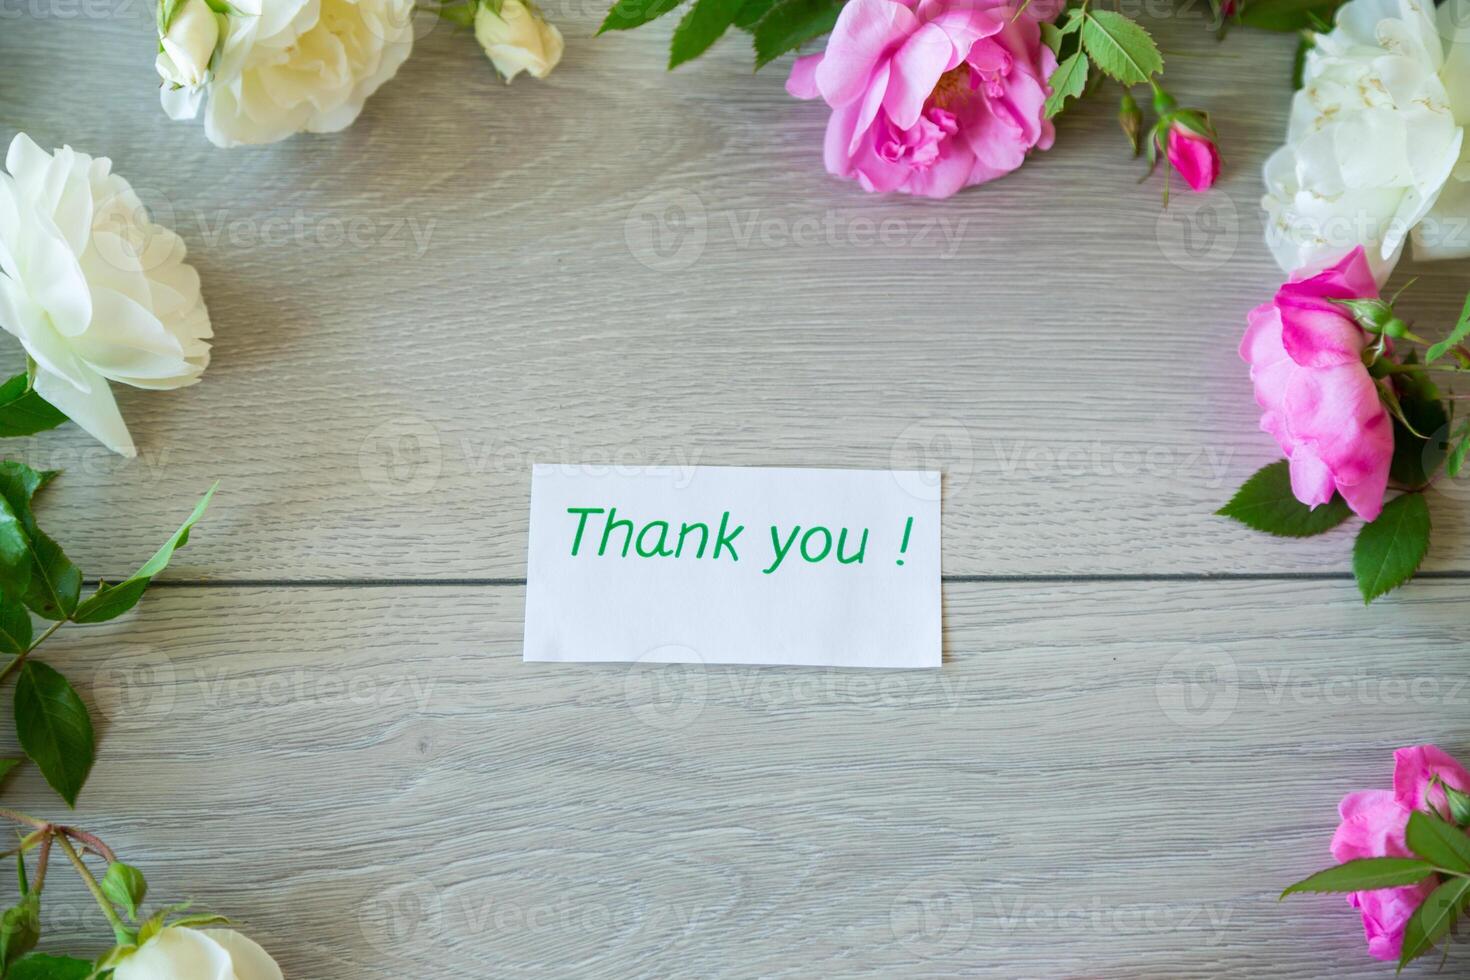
[1165,123,1220,192]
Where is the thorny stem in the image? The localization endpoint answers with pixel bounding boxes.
[55,834,131,945]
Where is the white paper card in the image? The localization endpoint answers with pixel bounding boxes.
[523,464,941,669]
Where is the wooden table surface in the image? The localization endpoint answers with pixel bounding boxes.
[2,4,1468,977]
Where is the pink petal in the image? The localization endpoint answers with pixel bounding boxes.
[1276,297,1365,368]
[786,53,823,100]
[1393,745,1470,813]
[1288,448,1336,508]
[815,0,919,109]
[883,23,955,130]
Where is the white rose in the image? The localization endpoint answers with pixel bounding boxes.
[113,927,284,980]
[161,0,415,148]
[1261,0,1464,280]
[0,134,211,457]
[474,0,563,81]
[156,0,221,89]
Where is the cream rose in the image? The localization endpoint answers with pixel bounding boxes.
[161,0,415,148]
[1261,0,1465,280]
[113,927,283,980]
[0,134,211,457]
[156,0,222,89]
[474,0,563,81]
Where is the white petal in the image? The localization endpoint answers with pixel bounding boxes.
[32,362,134,458]
[202,930,284,980]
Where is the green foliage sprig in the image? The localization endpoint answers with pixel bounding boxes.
[0,809,229,978]
[1283,804,1470,972]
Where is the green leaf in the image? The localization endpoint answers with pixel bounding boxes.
[1398,875,1470,970]
[0,493,33,606]
[1079,10,1162,85]
[1447,421,1470,480]
[0,894,40,970]
[0,463,79,621]
[599,0,688,33]
[13,662,94,808]
[1237,0,1345,30]
[752,0,842,68]
[7,954,95,980]
[1043,52,1089,119]
[1353,493,1431,604]
[101,863,148,921]
[1427,290,1470,364]
[1387,359,1449,489]
[0,375,66,440]
[0,759,20,783]
[0,597,32,656]
[1291,33,1312,89]
[1216,460,1353,537]
[732,0,775,27]
[72,485,216,624]
[1281,857,1437,897]
[1405,810,1470,873]
[669,0,747,67]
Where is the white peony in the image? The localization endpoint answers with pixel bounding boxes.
[156,0,222,89]
[113,927,284,980]
[1261,0,1469,280]
[474,0,563,82]
[161,0,415,148]
[0,134,210,457]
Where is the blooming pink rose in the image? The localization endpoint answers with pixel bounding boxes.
[785,0,1056,198]
[1165,124,1219,192]
[1328,745,1470,961]
[1239,246,1393,520]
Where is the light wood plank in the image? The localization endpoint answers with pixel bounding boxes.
[1,10,1467,578]
[0,582,1464,976]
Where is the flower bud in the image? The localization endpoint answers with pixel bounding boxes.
[1164,121,1220,192]
[155,0,220,89]
[1118,90,1142,155]
[1332,298,1397,333]
[474,0,564,82]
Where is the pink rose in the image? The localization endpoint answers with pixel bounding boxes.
[785,0,1056,198]
[1165,124,1219,192]
[1328,746,1470,960]
[1239,246,1393,521]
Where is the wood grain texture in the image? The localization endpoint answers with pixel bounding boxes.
[0,583,1462,978]
[1,7,1467,578]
